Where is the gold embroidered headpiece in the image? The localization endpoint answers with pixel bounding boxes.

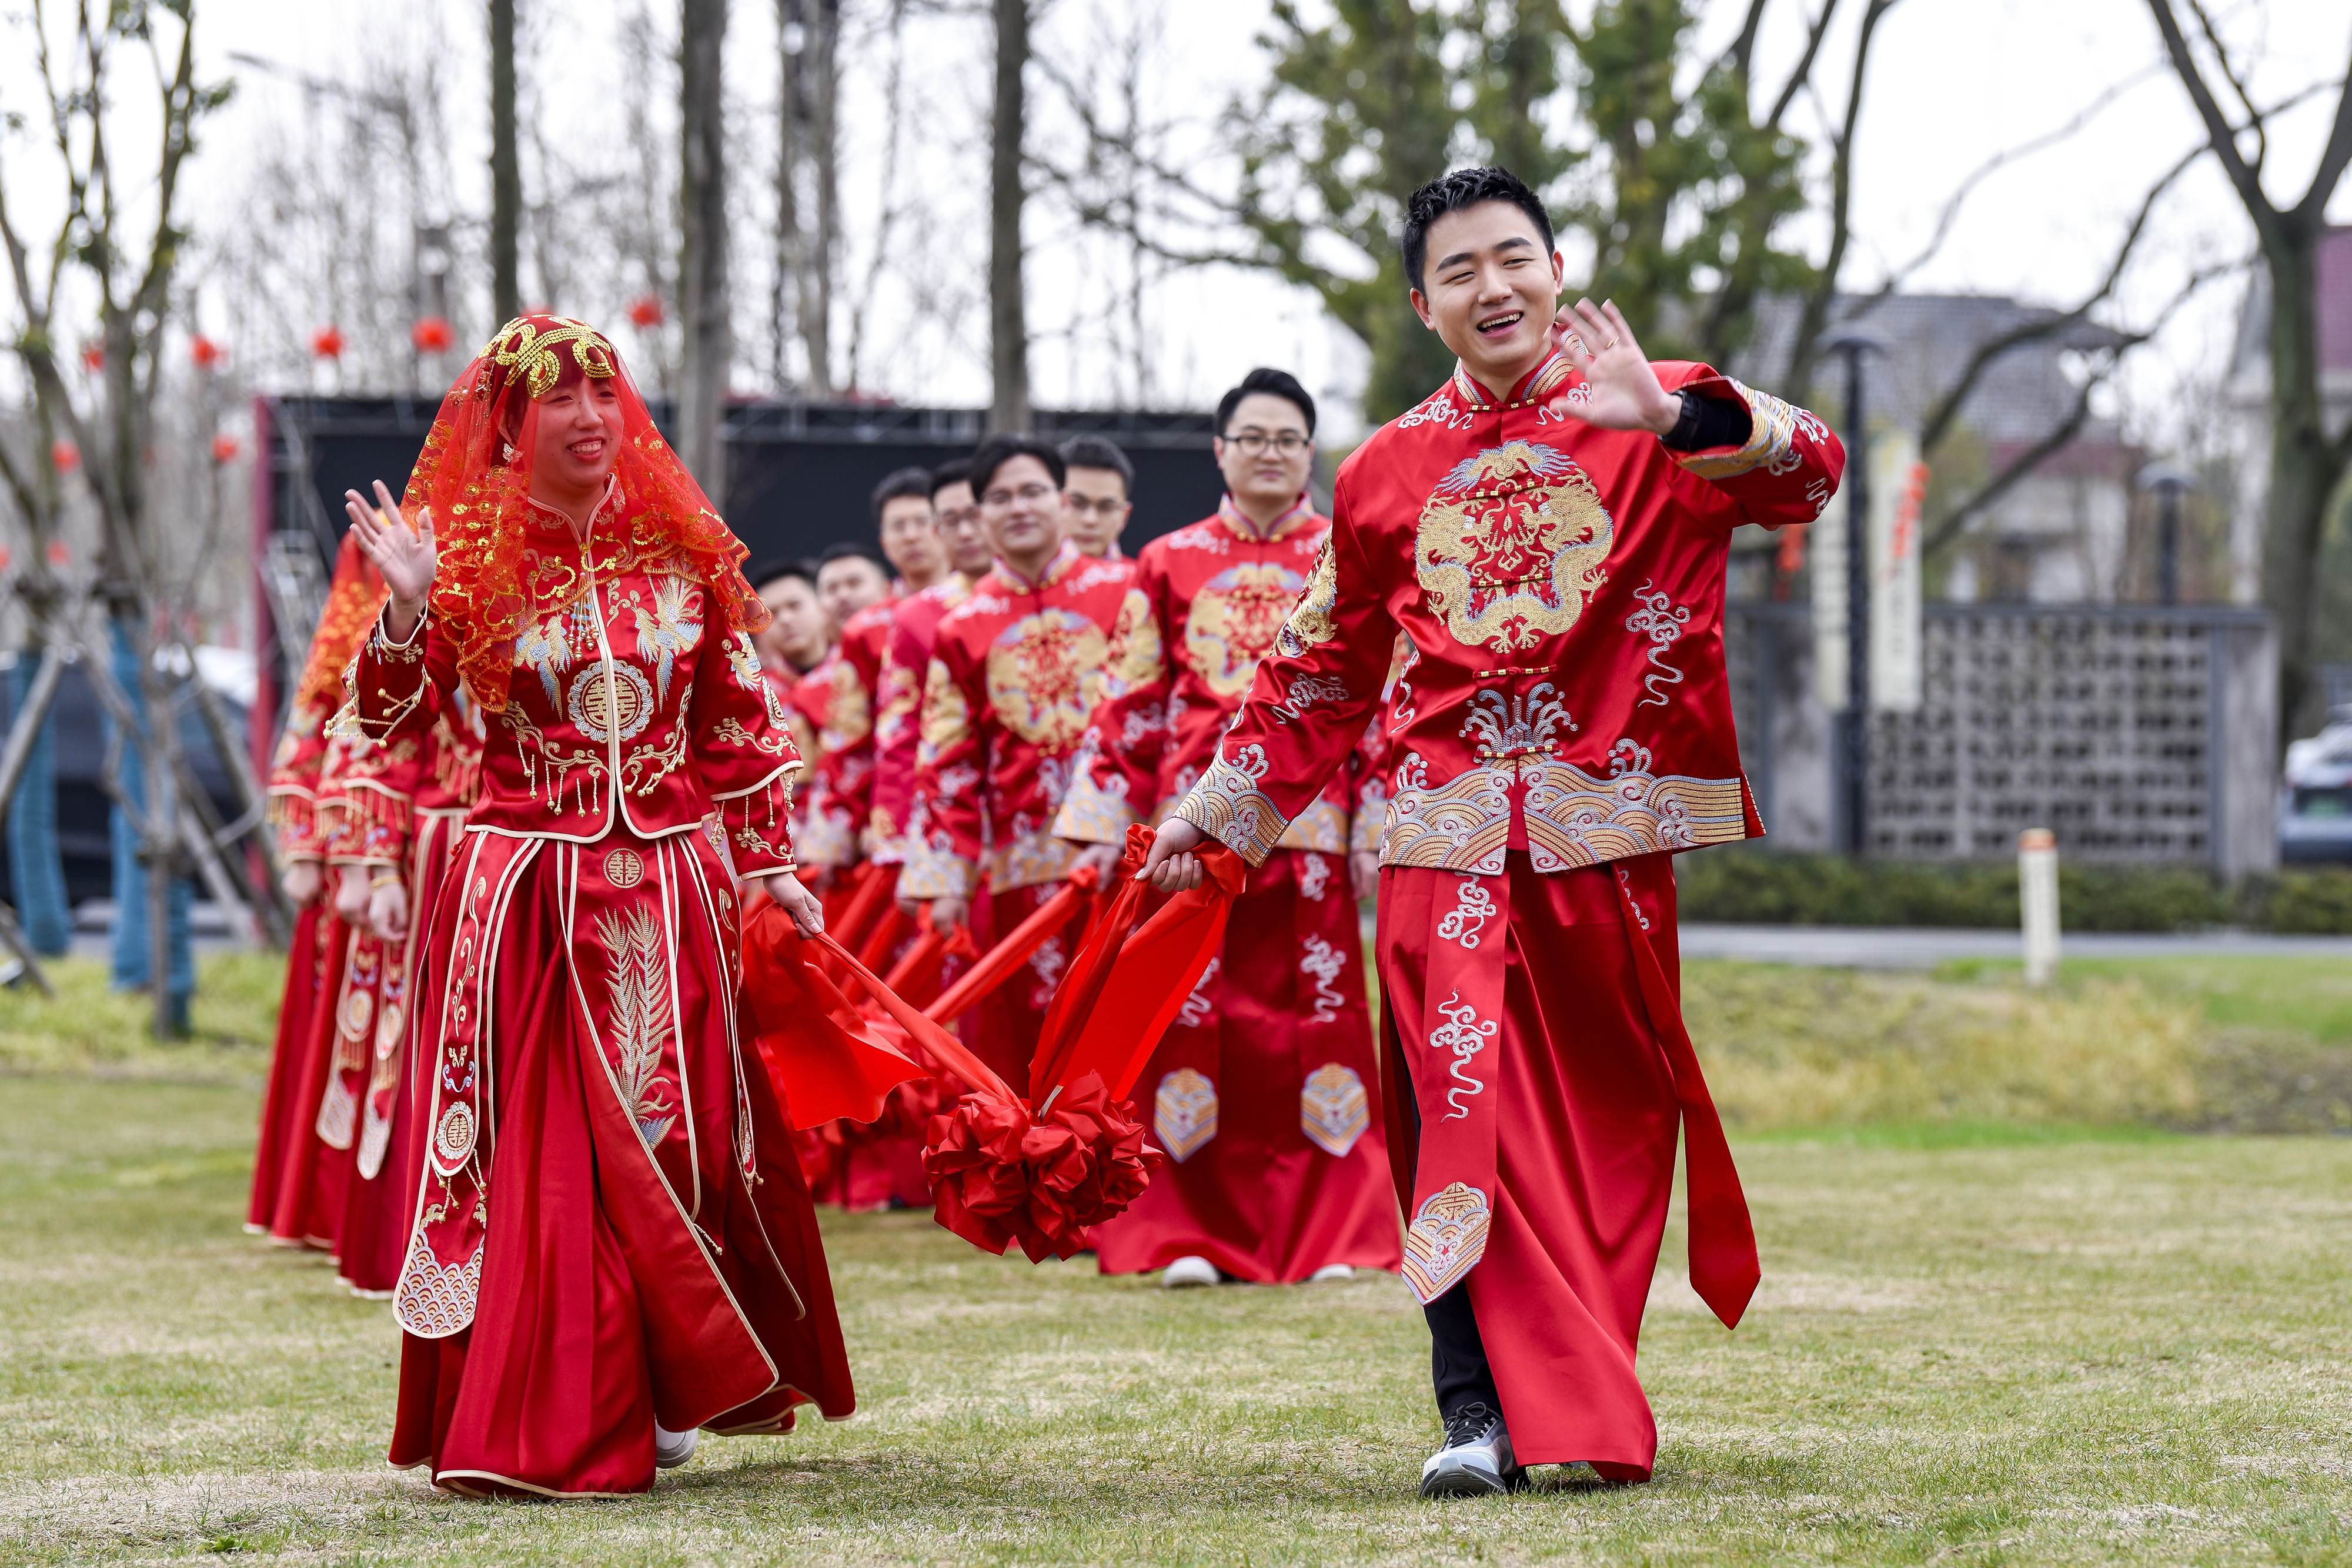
[480,315,618,399]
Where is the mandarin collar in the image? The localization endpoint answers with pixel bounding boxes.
[522,474,623,540]
[1450,349,1572,413]
[992,539,1081,593]
[1216,492,1318,544]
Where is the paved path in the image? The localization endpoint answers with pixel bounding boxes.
[1679,924,2352,969]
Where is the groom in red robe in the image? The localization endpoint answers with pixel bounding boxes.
[1142,166,1845,1495]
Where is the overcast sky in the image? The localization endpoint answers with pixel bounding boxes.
[8,0,2349,445]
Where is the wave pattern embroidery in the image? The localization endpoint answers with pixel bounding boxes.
[1520,740,1749,871]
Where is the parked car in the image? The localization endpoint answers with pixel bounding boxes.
[0,654,249,907]
[2280,706,2352,865]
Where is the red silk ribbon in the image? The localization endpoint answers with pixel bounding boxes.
[1611,869,1760,1329]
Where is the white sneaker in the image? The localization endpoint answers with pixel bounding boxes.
[654,1423,699,1470]
[1308,1263,1355,1283]
[1161,1255,1220,1288]
[1420,1402,1525,1497]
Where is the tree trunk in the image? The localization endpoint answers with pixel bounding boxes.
[678,0,731,500]
[806,0,840,397]
[490,0,522,324]
[989,0,1031,432]
[773,0,804,390]
[2259,230,2349,739]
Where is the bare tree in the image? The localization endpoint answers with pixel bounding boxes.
[773,0,841,395]
[677,0,730,493]
[2147,0,2352,740]
[990,0,1031,430]
[0,0,238,1031]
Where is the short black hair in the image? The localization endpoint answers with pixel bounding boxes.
[1058,434,1134,490]
[1215,367,1317,439]
[1401,166,1555,295]
[928,457,971,500]
[871,465,936,526]
[817,540,891,577]
[748,557,816,593]
[967,432,1066,500]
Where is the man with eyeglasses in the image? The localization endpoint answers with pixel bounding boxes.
[897,433,1136,1088]
[1058,435,1134,560]
[1055,367,1400,1293]
[1137,167,1845,1497]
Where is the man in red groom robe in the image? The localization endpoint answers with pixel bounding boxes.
[1142,166,1845,1496]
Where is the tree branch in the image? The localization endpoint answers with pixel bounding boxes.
[2186,0,2267,170]
[1920,258,2240,558]
[1915,139,2199,453]
[1919,385,2102,560]
[2146,0,2279,231]
[1763,0,1840,133]
[2291,36,2352,226]
[1725,0,1771,86]
[1866,65,2170,303]
[1785,0,1900,396]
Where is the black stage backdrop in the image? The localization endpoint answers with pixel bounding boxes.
[263,396,1224,573]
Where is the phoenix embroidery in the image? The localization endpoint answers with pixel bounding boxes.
[597,907,677,1149]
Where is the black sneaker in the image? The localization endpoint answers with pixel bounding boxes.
[1419,1400,1526,1497]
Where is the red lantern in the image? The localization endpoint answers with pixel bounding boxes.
[190,335,225,370]
[0,546,13,571]
[45,541,69,567]
[627,294,664,329]
[311,326,346,360]
[211,432,241,463]
[80,343,104,373]
[412,315,455,353]
[50,440,78,474]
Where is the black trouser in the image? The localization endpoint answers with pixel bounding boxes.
[1396,1030,1501,1425]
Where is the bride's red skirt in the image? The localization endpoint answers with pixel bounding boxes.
[386,821,853,1496]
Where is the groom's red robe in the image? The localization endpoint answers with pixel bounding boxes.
[1171,349,1843,1477]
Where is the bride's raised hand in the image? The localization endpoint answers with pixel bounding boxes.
[343,480,437,638]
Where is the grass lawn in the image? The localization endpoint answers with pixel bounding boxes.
[5,1074,2349,1566]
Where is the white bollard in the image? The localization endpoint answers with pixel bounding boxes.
[2018,828,2061,987]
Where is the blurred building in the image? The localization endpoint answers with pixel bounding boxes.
[1721,292,2277,878]
[1739,292,2139,604]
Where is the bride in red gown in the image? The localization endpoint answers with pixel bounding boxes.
[340,313,845,1497]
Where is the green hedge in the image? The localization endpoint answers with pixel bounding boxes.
[1675,846,2352,934]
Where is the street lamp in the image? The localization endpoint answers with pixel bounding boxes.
[2137,461,2197,607]
[1821,327,1885,857]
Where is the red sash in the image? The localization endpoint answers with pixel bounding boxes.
[1396,859,1758,1330]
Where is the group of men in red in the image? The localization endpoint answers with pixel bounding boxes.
[245,164,1844,1499]
[743,389,1402,1290]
